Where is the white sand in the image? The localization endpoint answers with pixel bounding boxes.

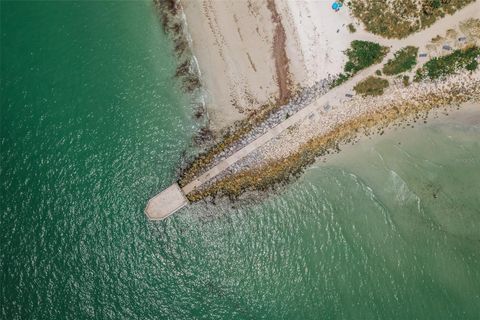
[276,0,356,86]
[180,0,279,130]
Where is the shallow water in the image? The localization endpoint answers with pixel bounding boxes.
[1,1,480,319]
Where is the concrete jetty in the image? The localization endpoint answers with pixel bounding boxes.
[144,60,383,220]
[145,59,417,220]
[144,183,188,220]
[143,4,480,221]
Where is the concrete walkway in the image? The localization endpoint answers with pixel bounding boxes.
[145,184,188,220]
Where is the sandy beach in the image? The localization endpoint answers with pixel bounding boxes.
[180,1,479,131]
[180,0,367,130]
[180,0,279,129]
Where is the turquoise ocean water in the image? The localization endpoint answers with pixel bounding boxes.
[1,1,479,319]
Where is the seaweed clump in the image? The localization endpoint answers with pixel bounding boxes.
[153,0,202,93]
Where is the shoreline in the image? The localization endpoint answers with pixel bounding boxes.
[316,100,480,169]
[188,100,480,206]
[177,0,364,131]
[178,0,280,130]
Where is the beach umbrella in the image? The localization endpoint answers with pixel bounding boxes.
[332,2,343,11]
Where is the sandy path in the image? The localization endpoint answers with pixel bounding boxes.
[328,1,480,106]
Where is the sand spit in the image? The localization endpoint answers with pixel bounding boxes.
[257,72,480,164]
[186,71,480,201]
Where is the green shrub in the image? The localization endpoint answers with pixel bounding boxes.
[466,60,478,71]
[332,73,350,87]
[344,40,389,74]
[415,46,480,81]
[347,23,356,33]
[354,76,389,96]
[331,41,388,88]
[382,46,418,75]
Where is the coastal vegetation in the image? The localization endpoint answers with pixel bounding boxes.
[414,45,479,80]
[347,23,356,33]
[334,40,389,86]
[354,76,390,96]
[382,46,419,75]
[344,41,389,74]
[348,0,475,38]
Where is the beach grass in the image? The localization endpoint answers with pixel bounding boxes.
[354,76,390,96]
[415,45,479,81]
[383,46,419,75]
[348,0,475,39]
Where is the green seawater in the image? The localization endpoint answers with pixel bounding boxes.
[1,1,480,319]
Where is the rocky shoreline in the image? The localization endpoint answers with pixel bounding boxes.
[178,77,333,186]
[185,71,480,202]
[153,0,208,124]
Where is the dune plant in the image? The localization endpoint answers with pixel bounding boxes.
[414,46,480,81]
[333,40,389,86]
[348,0,475,38]
[383,46,419,75]
[354,76,389,96]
